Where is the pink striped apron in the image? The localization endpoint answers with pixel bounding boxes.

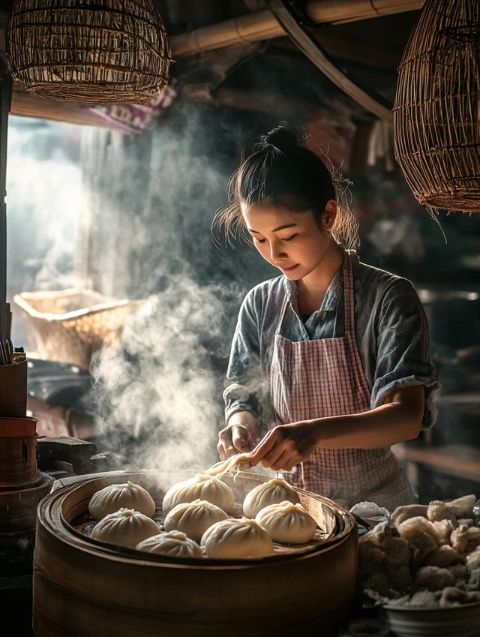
[270,253,413,509]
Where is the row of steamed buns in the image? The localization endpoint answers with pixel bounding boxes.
[87,474,320,559]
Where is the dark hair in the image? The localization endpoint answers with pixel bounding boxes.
[215,124,358,250]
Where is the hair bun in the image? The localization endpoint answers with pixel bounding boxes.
[261,124,298,154]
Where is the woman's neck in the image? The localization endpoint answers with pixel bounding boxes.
[296,242,344,312]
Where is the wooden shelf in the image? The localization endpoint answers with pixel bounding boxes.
[397,444,480,483]
[437,392,480,407]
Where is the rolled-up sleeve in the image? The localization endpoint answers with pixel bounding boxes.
[223,290,262,425]
[371,279,440,429]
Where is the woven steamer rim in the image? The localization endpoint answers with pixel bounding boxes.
[6,0,172,104]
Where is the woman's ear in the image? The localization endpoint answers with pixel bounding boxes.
[323,199,337,231]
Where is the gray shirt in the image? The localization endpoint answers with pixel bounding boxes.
[224,254,439,429]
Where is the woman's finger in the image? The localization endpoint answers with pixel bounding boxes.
[217,439,233,460]
[270,449,293,471]
[248,429,278,464]
[260,442,288,468]
[217,429,235,459]
[257,431,289,467]
[282,455,302,472]
[231,424,251,452]
[217,442,226,461]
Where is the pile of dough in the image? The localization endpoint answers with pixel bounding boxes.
[162,474,234,514]
[358,493,480,608]
[136,530,203,558]
[164,499,228,542]
[243,478,300,518]
[88,481,156,520]
[91,508,159,549]
[255,501,317,544]
[201,518,274,559]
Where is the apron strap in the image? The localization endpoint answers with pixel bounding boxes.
[342,252,356,336]
[275,291,289,338]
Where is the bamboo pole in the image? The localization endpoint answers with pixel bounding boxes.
[171,0,425,58]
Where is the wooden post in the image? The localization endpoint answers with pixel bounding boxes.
[0,56,11,342]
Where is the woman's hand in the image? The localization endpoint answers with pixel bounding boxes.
[217,411,258,460]
[248,421,319,471]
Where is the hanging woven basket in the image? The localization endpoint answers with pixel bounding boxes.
[6,0,172,104]
[393,0,480,212]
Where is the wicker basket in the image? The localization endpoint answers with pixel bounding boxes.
[6,0,171,103]
[14,288,143,370]
[393,0,480,212]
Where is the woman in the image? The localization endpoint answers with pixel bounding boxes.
[216,125,439,509]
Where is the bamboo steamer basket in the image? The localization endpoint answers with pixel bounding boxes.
[0,472,53,575]
[0,472,53,534]
[0,417,38,487]
[34,470,358,637]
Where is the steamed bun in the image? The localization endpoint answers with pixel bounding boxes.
[164,499,228,542]
[201,518,273,559]
[450,524,480,554]
[427,501,455,523]
[243,478,300,518]
[447,494,476,519]
[424,545,462,568]
[415,566,456,591]
[255,501,317,544]
[391,504,428,525]
[91,508,159,548]
[136,530,202,558]
[397,516,439,563]
[162,474,234,514]
[88,481,156,520]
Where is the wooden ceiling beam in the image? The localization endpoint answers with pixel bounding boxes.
[273,33,401,71]
[11,82,115,128]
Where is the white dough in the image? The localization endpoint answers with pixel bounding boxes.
[255,500,317,544]
[427,501,455,523]
[136,530,202,558]
[415,566,456,591]
[201,518,274,559]
[88,481,156,520]
[447,494,476,519]
[162,474,235,514]
[91,508,159,549]
[164,499,228,542]
[451,524,480,554]
[243,478,300,518]
[391,504,428,525]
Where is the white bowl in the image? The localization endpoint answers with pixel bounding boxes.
[382,602,480,637]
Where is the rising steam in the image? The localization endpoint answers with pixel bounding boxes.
[91,270,241,471]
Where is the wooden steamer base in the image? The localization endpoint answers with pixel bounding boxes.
[0,416,53,570]
[34,470,358,637]
[0,415,53,636]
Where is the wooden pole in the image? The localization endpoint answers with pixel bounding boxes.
[0,58,11,342]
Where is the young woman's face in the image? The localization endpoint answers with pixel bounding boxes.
[241,202,336,280]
